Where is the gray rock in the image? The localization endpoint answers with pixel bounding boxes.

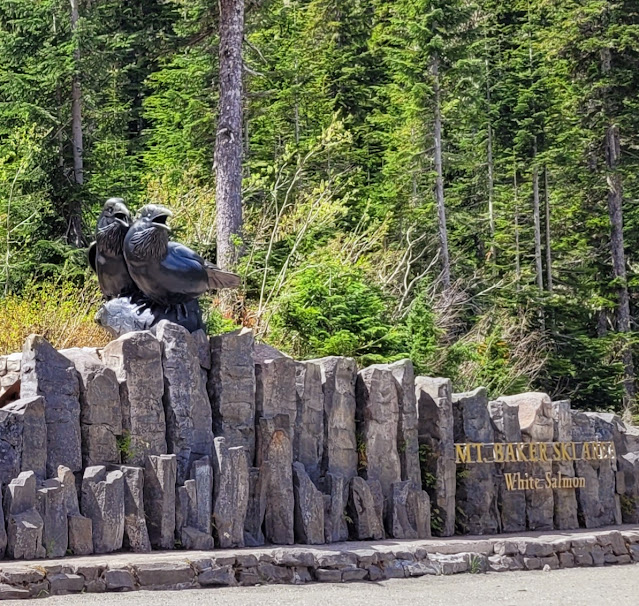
[453,388,500,535]
[102,331,167,466]
[136,562,194,587]
[292,462,325,544]
[61,348,122,468]
[115,466,150,552]
[208,328,256,465]
[356,365,402,511]
[213,439,248,548]
[323,472,348,543]
[0,353,21,402]
[388,480,417,539]
[48,572,85,595]
[20,335,82,477]
[572,411,620,528]
[156,321,214,485]
[0,396,46,485]
[408,484,432,539]
[244,467,266,547]
[619,452,639,523]
[191,456,214,535]
[105,569,136,591]
[257,415,294,545]
[81,466,125,554]
[4,471,45,559]
[37,479,68,557]
[347,476,384,540]
[389,360,422,488]
[500,392,555,531]
[0,493,5,559]
[294,361,324,487]
[551,400,579,529]
[56,465,80,515]
[256,357,297,444]
[415,376,456,536]
[191,329,211,370]
[311,356,358,480]
[488,399,527,533]
[68,514,93,555]
[180,525,214,550]
[143,454,176,549]
[0,584,29,599]
[199,565,236,586]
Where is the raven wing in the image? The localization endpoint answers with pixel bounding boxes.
[88,242,97,273]
[161,242,209,294]
[204,262,241,289]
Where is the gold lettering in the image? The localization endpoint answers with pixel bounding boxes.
[553,443,562,461]
[474,443,484,463]
[505,443,516,463]
[529,443,539,462]
[582,442,592,460]
[493,443,504,463]
[516,443,529,462]
[505,473,516,491]
[560,442,571,461]
[455,444,473,464]
[539,442,549,462]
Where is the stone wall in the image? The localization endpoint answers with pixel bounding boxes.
[1,327,639,561]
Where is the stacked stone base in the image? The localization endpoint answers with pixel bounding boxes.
[0,526,637,599]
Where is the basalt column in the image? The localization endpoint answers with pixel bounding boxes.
[452,388,500,535]
[551,400,579,529]
[488,399,526,532]
[415,377,456,536]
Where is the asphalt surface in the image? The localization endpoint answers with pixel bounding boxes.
[40,565,638,606]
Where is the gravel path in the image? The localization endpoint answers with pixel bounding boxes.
[40,565,638,606]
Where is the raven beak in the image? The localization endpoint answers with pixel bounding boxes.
[151,208,173,231]
[112,202,131,226]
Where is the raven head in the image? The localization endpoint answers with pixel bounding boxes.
[137,204,173,231]
[99,198,131,229]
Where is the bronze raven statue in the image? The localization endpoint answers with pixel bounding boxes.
[123,204,240,307]
[88,198,137,300]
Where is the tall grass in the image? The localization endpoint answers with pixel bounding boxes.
[0,278,111,355]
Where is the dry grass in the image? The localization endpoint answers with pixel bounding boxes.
[0,279,112,356]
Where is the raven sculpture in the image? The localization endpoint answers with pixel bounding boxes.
[88,198,137,300]
[123,204,240,307]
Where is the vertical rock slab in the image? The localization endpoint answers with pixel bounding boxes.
[488,400,526,532]
[80,466,125,554]
[356,365,402,516]
[143,454,177,549]
[176,457,215,550]
[551,400,579,529]
[116,466,151,552]
[256,415,294,545]
[389,360,422,488]
[499,392,555,531]
[61,348,122,468]
[255,357,297,432]
[37,479,68,558]
[619,452,639,523]
[208,329,256,463]
[20,335,82,477]
[0,492,6,559]
[294,361,324,487]
[0,352,21,399]
[323,472,348,543]
[292,462,325,545]
[213,439,248,548]
[347,476,384,540]
[0,396,46,485]
[156,321,214,484]
[102,332,167,466]
[311,356,358,481]
[415,376,456,536]
[388,480,431,539]
[452,388,500,535]
[244,467,266,547]
[581,412,622,526]
[4,471,45,559]
[57,465,93,556]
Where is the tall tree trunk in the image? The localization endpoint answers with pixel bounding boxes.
[215,0,245,272]
[606,123,636,418]
[532,141,543,292]
[544,167,553,292]
[513,161,521,288]
[69,0,84,246]
[485,56,496,264]
[432,56,450,288]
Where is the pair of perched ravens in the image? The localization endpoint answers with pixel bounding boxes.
[88,198,240,307]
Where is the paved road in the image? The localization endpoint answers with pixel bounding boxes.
[41,566,637,606]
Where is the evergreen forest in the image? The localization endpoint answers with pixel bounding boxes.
[2,0,639,417]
